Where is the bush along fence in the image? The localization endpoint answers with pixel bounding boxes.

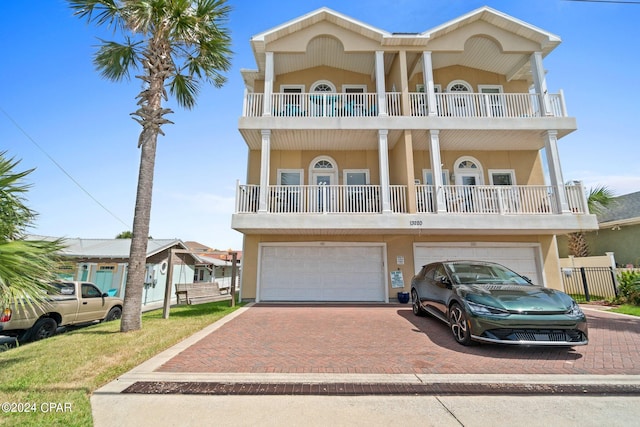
[561,267,618,303]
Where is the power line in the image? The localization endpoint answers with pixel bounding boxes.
[0,106,130,229]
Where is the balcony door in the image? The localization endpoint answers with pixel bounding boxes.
[310,156,338,212]
[453,157,484,212]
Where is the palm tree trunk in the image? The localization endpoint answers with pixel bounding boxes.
[121,130,158,332]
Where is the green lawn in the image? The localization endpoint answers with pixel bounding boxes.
[610,304,640,317]
[0,301,243,427]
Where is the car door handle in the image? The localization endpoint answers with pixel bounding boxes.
[83,302,88,305]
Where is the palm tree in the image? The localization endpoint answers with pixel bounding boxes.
[69,0,232,332]
[567,185,615,258]
[0,152,65,308]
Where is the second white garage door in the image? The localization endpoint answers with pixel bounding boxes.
[413,243,543,286]
[258,243,386,302]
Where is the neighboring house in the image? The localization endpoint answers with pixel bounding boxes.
[558,191,640,267]
[184,241,242,287]
[39,236,195,308]
[231,7,597,302]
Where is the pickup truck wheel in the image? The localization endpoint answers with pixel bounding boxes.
[105,307,122,322]
[28,318,58,342]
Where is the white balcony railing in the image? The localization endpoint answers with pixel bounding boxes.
[416,184,586,214]
[236,185,407,214]
[409,93,566,118]
[244,92,568,118]
[236,184,586,215]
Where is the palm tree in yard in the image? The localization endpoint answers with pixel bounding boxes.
[567,185,615,258]
[0,152,65,308]
[69,0,232,332]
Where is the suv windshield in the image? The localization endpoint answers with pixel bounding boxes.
[444,262,531,286]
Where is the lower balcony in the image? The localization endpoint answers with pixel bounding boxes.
[236,183,587,214]
[232,183,596,236]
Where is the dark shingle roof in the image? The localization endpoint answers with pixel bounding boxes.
[598,191,640,223]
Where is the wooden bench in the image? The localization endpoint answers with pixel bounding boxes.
[175,282,232,305]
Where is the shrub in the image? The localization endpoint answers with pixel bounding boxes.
[616,270,640,305]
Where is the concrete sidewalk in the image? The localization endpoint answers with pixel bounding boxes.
[92,305,640,426]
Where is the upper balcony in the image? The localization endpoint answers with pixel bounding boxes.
[243,91,567,119]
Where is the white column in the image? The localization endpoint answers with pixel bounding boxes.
[375,51,388,117]
[422,51,437,116]
[544,130,570,213]
[263,52,274,117]
[429,130,446,212]
[531,52,551,116]
[378,130,391,213]
[258,130,271,213]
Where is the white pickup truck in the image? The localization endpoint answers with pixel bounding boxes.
[0,281,123,342]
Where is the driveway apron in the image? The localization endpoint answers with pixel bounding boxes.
[157,304,640,375]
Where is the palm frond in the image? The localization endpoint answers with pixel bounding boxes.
[0,237,66,307]
[169,73,199,109]
[94,38,142,81]
[68,0,123,29]
[587,185,616,215]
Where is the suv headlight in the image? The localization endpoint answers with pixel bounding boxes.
[565,301,584,318]
[466,301,509,317]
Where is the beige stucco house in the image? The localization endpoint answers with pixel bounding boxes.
[232,6,598,302]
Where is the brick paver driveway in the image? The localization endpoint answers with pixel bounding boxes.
[158,304,640,375]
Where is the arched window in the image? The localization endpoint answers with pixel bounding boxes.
[311,80,336,93]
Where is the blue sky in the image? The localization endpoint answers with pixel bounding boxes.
[1,0,638,250]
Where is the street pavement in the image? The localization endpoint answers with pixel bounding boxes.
[91,304,640,426]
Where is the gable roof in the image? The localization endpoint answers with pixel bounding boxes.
[27,236,187,259]
[242,6,561,88]
[598,191,640,227]
[422,6,561,51]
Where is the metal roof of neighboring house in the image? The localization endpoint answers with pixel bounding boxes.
[27,235,186,259]
[598,191,640,226]
[195,255,233,267]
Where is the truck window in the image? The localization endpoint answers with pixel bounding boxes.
[81,284,103,298]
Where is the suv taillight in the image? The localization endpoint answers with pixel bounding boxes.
[1,308,11,322]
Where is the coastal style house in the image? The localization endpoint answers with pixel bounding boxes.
[232,6,598,302]
[49,237,194,308]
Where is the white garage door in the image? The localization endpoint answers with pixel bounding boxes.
[259,244,386,302]
[413,244,543,285]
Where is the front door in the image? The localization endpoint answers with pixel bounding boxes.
[312,173,334,212]
[454,168,482,213]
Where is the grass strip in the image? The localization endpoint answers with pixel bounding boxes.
[0,301,243,426]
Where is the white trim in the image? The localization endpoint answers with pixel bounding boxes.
[416,84,441,93]
[446,80,472,92]
[488,169,517,186]
[277,169,303,185]
[422,169,450,185]
[309,155,338,185]
[256,242,389,303]
[341,84,367,93]
[279,84,305,93]
[343,169,370,185]
[453,155,484,185]
[478,84,503,93]
[311,80,336,92]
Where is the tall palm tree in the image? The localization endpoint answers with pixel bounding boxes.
[567,185,615,258]
[69,0,232,332]
[0,152,65,308]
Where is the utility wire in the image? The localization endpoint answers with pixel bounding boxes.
[0,106,130,229]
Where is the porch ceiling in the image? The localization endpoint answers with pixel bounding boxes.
[239,129,403,151]
[238,128,570,152]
